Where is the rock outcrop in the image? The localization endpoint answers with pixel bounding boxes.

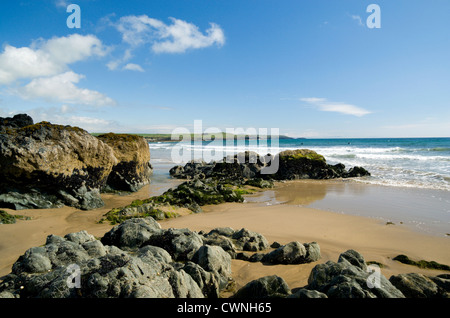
[1,221,448,299]
[97,133,152,192]
[170,149,370,182]
[0,115,152,210]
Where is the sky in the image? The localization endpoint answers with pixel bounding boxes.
[0,0,449,138]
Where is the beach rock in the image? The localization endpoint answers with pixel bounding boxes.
[0,114,33,129]
[11,230,103,275]
[0,116,153,210]
[430,275,450,292]
[261,241,321,265]
[207,227,236,237]
[170,149,370,183]
[152,178,244,211]
[0,120,118,210]
[97,133,152,192]
[202,232,237,258]
[101,217,162,250]
[389,273,448,298]
[232,228,270,252]
[147,228,204,261]
[288,288,328,298]
[192,245,233,290]
[306,249,405,298]
[168,269,205,298]
[178,262,221,298]
[233,275,291,298]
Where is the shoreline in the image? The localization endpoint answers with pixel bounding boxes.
[1,177,449,294]
[251,179,450,238]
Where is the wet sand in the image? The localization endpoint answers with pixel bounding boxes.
[1,179,449,295]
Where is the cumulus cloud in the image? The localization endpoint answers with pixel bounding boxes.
[123,63,145,72]
[0,34,115,106]
[18,71,115,106]
[116,15,225,53]
[300,97,371,117]
[0,34,108,85]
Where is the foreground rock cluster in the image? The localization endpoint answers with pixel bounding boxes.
[235,250,450,298]
[0,218,320,298]
[1,217,448,298]
[0,114,152,210]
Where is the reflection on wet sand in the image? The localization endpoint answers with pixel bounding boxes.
[245,179,450,237]
[272,179,369,206]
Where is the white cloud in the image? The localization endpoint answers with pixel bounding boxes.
[55,0,69,8]
[152,18,225,54]
[116,15,225,53]
[0,34,108,85]
[0,34,115,107]
[18,71,115,106]
[300,97,371,117]
[351,15,365,27]
[123,63,145,72]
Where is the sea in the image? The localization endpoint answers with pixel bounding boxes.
[148,137,450,236]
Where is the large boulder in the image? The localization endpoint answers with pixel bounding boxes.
[261,241,321,264]
[0,116,153,210]
[192,245,233,290]
[389,273,449,298]
[97,133,152,192]
[306,249,405,298]
[0,120,117,210]
[272,149,370,180]
[100,217,162,250]
[147,228,204,262]
[231,228,270,252]
[233,275,291,298]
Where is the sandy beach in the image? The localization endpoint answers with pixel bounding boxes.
[1,179,449,294]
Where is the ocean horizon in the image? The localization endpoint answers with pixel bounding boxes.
[149,137,450,192]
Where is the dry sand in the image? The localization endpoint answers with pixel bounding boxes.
[0,180,181,277]
[1,179,449,294]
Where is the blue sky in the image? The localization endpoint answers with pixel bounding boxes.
[0,0,449,138]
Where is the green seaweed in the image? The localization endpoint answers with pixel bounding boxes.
[0,210,31,224]
[393,254,450,271]
[367,261,385,268]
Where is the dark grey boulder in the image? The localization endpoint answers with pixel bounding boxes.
[232,228,270,251]
[168,269,205,298]
[202,232,237,258]
[147,228,203,261]
[0,114,33,129]
[178,261,221,298]
[261,241,321,264]
[192,245,232,290]
[100,217,161,250]
[389,273,448,298]
[12,230,101,275]
[307,250,405,298]
[233,275,291,298]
